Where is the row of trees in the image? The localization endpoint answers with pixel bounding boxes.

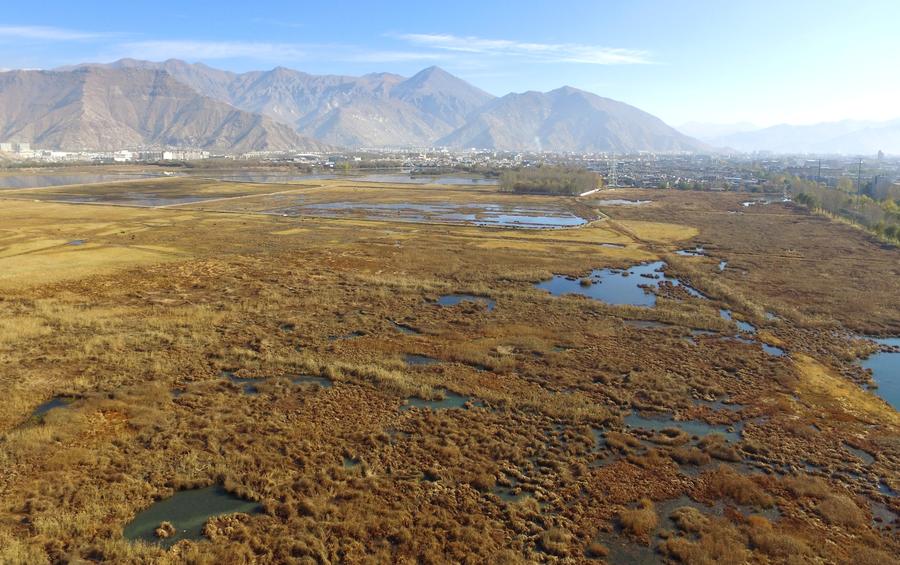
[789,175,900,243]
[499,166,602,195]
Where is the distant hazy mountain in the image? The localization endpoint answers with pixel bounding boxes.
[706,119,900,154]
[678,121,759,140]
[438,86,705,153]
[0,67,322,151]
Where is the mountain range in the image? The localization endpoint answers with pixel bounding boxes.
[0,66,320,152]
[0,59,705,153]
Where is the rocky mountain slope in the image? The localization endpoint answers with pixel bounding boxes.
[0,67,320,151]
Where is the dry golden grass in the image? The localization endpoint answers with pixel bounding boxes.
[794,354,900,426]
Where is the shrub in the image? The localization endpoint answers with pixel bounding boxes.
[781,475,830,499]
[540,527,572,556]
[815,495,865,528]
[619,498,658,538]
[705,466,774,508]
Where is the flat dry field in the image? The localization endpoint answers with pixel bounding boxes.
[0,177,897,564]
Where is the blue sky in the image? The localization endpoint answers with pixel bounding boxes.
[2,0,898,127]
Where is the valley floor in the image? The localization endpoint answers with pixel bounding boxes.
[0,176,897,563]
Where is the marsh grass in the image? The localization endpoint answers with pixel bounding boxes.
[0,184,897,562]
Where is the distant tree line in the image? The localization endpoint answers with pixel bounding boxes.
[499,166,602,195]
[788,174,900,243]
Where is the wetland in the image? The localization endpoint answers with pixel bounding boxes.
[0,174,897,563]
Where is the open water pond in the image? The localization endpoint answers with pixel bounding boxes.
[625,410,742,442]
[676,246,706,257]
[265,201,585,228]
[719,309,757,334]
[593,199,652,206]
[351,174,498,185]
[29,396,75,421]
[292,375,333,388]
[404,354,440,366]
[204,173,337,183]
[401,390,482,411]
[391,321,420,335]
[0,173,161,190]
[844,443,875,466]
[123,485,261,548]
[37,191,216,207]
[221,371,261,394]
[535,261,704,307]
[859,337,900,411]
[435,294,496,311]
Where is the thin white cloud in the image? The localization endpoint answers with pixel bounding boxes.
[117,39,443,65]
[396,33,651,65]
[347,50,445,63]
[0,25,109,41]
[118,40,309,61]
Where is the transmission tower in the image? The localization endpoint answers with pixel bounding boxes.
[609,158,618,188]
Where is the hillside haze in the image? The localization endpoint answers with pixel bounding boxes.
[698,119,900,154]
[0,66,320,151]
[0,59,705,152]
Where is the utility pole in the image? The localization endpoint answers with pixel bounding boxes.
[817,159,821,184]
[856,158,863,208]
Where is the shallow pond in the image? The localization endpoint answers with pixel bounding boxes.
[625,410,742,442]
[859,337,900,411]
[328,330,364,341]
[123,485,261,548]
[719,309,757,334]
[265,201,585,229]
[593,199,652,206]
[624,320,673,330]
[404,354,441,366]
[352,174,499,185]
[535,261,704,307]
[676,246,706,257]
[221,371,261,394]
[204,173,337,183]
[30,396,75,421]
[844,443,875,466]
[696,399,744,412]
[401,390,481,411]
[292,375,333,388]
[435,294,496,311]
[391,321,420,335]
[37,191,216,207]
[0,173,160,190]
